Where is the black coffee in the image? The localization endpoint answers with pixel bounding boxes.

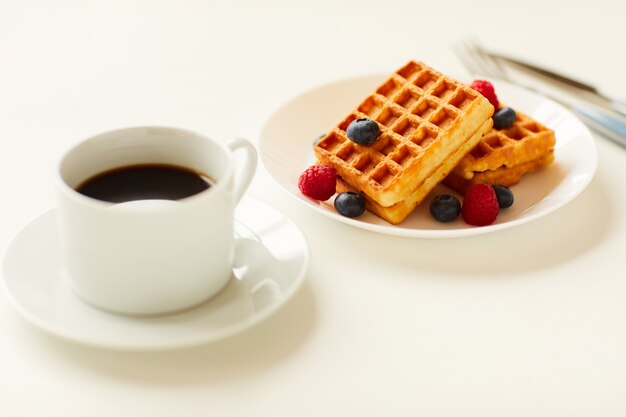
[75,164,212,203]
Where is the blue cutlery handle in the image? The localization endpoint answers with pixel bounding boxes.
[614,99,626,108]
[573,105,626,148]
[612,99,626,117]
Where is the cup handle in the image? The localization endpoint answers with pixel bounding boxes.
[227,138,258,204]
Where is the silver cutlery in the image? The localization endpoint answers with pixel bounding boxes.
[482,50,626,118]
[454,39,626,148]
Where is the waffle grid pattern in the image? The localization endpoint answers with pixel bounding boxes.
[454,110,556,178]
[336,119,492,224]
[315,61,483,197]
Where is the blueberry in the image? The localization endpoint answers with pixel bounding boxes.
[492,107,517,130]
[334,192,366,218]
[492,185,514,208]
[429,194,461,223]
[346,118,381,145]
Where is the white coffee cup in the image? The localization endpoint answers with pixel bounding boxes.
[55,126,257,315]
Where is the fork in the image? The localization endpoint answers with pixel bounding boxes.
[454,38,626,148]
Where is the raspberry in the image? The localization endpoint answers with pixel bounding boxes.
[470,80,499,110]
[461,184,499,226]
[298,164,336,201]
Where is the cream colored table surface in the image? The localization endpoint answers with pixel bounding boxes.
[1,1,626,416]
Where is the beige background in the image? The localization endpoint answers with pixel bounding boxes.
[1,0,626,416]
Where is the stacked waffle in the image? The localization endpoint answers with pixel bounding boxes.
[443,109,556,194]
[314,60,494,224]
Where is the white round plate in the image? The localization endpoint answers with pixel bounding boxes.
[1,196,308,351]
[259,75,597,238]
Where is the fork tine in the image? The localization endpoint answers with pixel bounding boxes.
[454,37,510,82]
[468,37,509,81]
[463,38,493,76]
[452,39,484,77]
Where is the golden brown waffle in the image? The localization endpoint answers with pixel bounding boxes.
[445,152,554,194]
[443,110,556,194]
[334,119,492,224]
[314,60,494,211]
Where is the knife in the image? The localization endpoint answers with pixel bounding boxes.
[573,104,626,148]
[486,51,626,118]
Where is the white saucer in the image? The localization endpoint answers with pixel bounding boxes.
[1,196,308,351]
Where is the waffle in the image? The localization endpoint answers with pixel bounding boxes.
[335,119,492,224]
[443,109,556,194]
[314,60,494,212]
